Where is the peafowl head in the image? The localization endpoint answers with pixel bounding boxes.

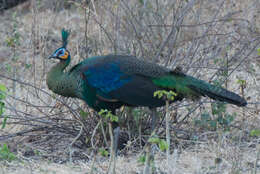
[48,29,71,61]
[49,47,70,60]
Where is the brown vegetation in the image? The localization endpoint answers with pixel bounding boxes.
[0,0,260,173]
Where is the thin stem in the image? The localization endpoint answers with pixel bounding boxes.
[165,100,171,173]
[107,122,116,174]
[143,145,151,174]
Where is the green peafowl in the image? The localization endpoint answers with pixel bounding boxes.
[47,29,247,152]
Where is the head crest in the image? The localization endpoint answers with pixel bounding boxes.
[61,29,70,48]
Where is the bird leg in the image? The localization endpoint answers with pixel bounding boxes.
[111,121,120,156]
[150,107,158,132]
[108,121,119,174]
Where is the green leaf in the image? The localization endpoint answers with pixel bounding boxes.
[153,90,163,99]
[25,64,32,69]
[250,129,260,137]
[214,58,220,64]
[148,137,168,151]
[236,79,246,86]
[1,116,7,129]
[0,101,5,116]
[2,144,8,151]
[257,48,260,56]
[148,137,160,144]
[0,144,17,161]
[110,115,118,122]
[0,94,4,100]
[138,155,146,164]
[158,140,168,151]
[0,84,7,101]
[154,90,177,101]
[0,84,7,92]
[98,109,118,122]
[212,107,218,115]
[226,45,231,51]
[99,148,109,157]
[98,109,108,116]
[79,110,88,119]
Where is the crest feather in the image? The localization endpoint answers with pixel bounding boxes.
[61,29,70,48]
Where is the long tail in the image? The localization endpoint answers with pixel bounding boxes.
[152,72,247,107]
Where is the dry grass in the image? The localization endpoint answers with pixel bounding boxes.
[0,0,260,173]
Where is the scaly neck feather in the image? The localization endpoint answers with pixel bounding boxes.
[47,57,77,98]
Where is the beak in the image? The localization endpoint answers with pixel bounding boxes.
[48,55,57,59]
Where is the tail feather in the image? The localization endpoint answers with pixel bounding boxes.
[152,73,247,107]
[188,84,247,106]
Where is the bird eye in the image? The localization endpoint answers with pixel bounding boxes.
[58,49,64,55]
